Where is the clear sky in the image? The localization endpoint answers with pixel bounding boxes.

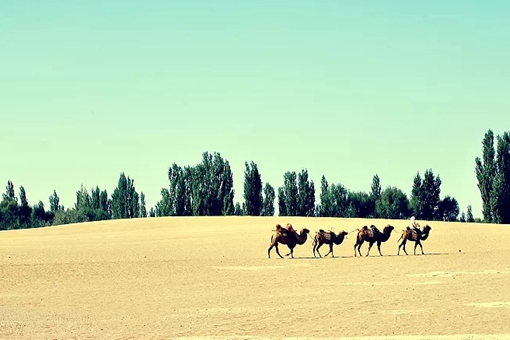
[1,1,509,219]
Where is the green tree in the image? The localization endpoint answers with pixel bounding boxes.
[2,181,16,202]
[488,132,510,224]
[243,161,263,216]
[475,129,497,222]
[279,171,298,216]
[0,197,19,230]
[347,191,374,218]
[52,208,89,225]
[148,207,156,217]
[99,190,110,216]
[410,170,441,220]
[220,161,235,216]
[376,186,410,219]
[435,196,459,221]
[234,202,244,216]
[466,205,475,222]
[140,192,147,217]
[410,172,423,217]
[261,183,275,216]
[187,152,234,216]
[277,187,286,216]
[168,163,190,216]
[458,212,466,222]
[111,173,140,219]
[32,200,55,227]
[155,188,172,217]
[318,176,333,217]
[191,162,207,215]
[49,190,63,212]
[370,174,382,217]
[75,185,92,211]
[132,191,140,218]
[422,169,442,220]
[91,186,101,210]
[297,169,315,217]
[204,152,234,215]
[184,166,194,215]
[317,176,350,217]
[18,185,32,227]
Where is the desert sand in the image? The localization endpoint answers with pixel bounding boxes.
[1,216,510,340]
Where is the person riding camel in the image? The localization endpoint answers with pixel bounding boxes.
[286,223,295,234]
[409,216,420,233]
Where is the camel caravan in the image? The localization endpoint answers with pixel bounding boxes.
[267,217,432,259]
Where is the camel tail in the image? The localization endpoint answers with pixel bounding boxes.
[397,233,403,242]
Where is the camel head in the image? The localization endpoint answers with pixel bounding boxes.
[338,230,348,236]
[299,228,310,235]
[383,224,395,233]
[423,224,432,232]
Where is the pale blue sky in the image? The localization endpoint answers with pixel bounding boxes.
[1,1,509,218]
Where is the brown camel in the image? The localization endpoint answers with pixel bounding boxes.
[353,224,395,257]
[268,224,310,259]
[312,229,348,258]
[397,224,432,255]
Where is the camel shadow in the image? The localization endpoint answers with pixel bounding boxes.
[421,252,450,256]
[269,252,451,260]
[305,252,452,259]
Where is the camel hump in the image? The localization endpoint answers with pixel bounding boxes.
[318,229,325,233]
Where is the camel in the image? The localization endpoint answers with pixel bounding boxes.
[397,224,432,255]
[312,229,348,258]
[268,224,310,259]
[353,224,395,257]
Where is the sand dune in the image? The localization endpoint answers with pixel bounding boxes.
[1,216,510,339]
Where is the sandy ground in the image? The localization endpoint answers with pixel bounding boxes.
[1,216,510,340]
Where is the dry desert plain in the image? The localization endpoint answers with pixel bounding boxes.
[1,216,510,340]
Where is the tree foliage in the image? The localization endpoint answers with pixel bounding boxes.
[243,161,263,216]
[476,130,510,224]
[376,186,410,219]
[7,138,506,231]
[466,205,474,223]
[436,196,460,222]
[261,183,275,217]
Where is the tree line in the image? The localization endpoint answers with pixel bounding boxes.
[1,129,509,230]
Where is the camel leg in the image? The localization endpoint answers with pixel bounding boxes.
[358,242,364,257]
[268,243,283,259]
[285,246,294,258]
[415,240,424,255]
[398,239,408,255]
[268,243,276,259]
[316,242,323,258]
[355,240,363,257]
[274,244,284,259]
[377,241,383,256]
[366,242,374,256]
[324,243,334,257]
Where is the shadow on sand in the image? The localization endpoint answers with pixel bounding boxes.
[278,252,451,260]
